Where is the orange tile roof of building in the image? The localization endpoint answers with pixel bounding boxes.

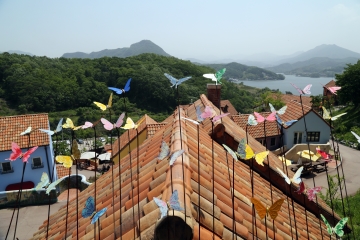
[272,93,312,108]
[220,100,238,115]
[56,165,71,179]
[324,80,336,88]
[0,113,50,151]
[232,113,280,138]
[31,95,347,240]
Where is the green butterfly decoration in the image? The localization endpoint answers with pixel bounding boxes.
[320,214,348,237]
[215,68,226,84]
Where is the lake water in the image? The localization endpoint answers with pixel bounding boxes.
[235,75,335,96]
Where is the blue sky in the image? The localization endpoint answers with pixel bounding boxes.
[1,0,359,60]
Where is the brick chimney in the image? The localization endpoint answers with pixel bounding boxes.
[207,84,221,109]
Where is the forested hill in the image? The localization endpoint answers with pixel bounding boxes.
[0,53,258,116]
[204,62,285,80]
[62,40,171,59]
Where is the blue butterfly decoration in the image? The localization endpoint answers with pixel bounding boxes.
[169,149,185,166]
[196,106,204,122]
[153,190,184,219]
[236,138,247,159]
[158,141,170,160]
[275,114,298,127]
[164,73,192,88]
[82,196,107,224]
[108,78,131,94]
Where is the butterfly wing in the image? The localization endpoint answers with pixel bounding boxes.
[254,151,269,166]
[158,141,170,160]
[307,186,322,201]
[72,140,81,160]
[290,83,303,95]
[93,101,107,111]
[56,156,73,168]
[331,112,347,121]
[295,181,305,194]
[328,86,341,94]
[177,76,192,86]
[108,87,123,94]
[284,120,298,127]
[121,117,136,130]
[200,106,214,119]
[91,208,107,224]
[20,126,32,136]
[203,73,217,82]
[22,146,38,163]
[247,114,258,126]
[212,113,229,122]
[276,167,291,184]
[275,114,282,125]
[62,118,74,129]
[254,112,265,123]
[302,84,312,95]
[320,214,334,236]
[250,197,267,219]
[164,73,177,87]
[124,78,132,92]
[333,217,348,237]
[321,107,330,119]
[34,172,50,190]
[81,121,93,129]
[291,166,303,184]
[107,93,113,108]
[215,68,226,83]
[39,129,54,136]
[223,144,238,162]
[268,198,285,220]
[55,118,63,133]
[236,138,247,159]
[196,106,204,122]
[351,131,360,143]
[277,106,287,115]
[45,178,63,195]
[115,112,126,128]
[169,190,184,211]
[245,144,255,160]
[153,197,168,219]
[169,149,184,166]
[7,142,22,161]
[269,103,276,113]
[101,118,114,131]
[265,112,276,122]
[82,196,95,218]
[182,117,200,125]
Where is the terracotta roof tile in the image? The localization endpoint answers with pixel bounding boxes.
[324,80,336,88]
[0,113,50,151]
[32,95,348,240]
[220,100,238,115]
[56,165,71,179]
[271,93,312,108]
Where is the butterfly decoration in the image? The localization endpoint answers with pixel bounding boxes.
[290,83,312,95]
[34,172,50,191]
[321,83,341,95]
[108,78,132,94]
[320,214,348,237]
[93,93,113,111]
[121,117,144,130]
[158,141,170,160]
[307,186,322,202]
[164,73,192,88]
[203,68,226,84]
[242,144,269,166]
[254,111,276,123]
[277,166,303,185]
[20,126,32,136]
[250,197,285,220]
[196,106,204,122]
[275,114,298,127]
[212,113,229,122]
[351,131,360,143]
[247,114,258,126]
[45,178,63,195]
[39,118,64,135]
[82,196,108,224]
[236,138,247,159]
[101,112,125,130]
[153,190,184,219]
[62,118,82,130]
[55,140,80,168]
[169,149,185,166]
[200,106,215,119]
[322,107,347,121]
[6,142,38,163]
[181,117,200,125]
[315,146,333,160]
[295,181,305,194]
[222,144,238,162]
[81,121,93,129]
[269,103,287,115]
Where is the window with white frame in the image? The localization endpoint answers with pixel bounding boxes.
[1,162,13,174]
[31,157,43,169]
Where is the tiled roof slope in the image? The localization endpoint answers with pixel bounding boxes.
[32,106,343,240]
[271,93,312,108]
[220,100,238,115]
[56,165,71,179]
[324,80,336,88]
[232,113,280,138]
[0,113,50,151]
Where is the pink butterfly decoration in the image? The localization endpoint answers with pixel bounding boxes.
[307,186,322,202]
[316,147,333,160]
[328,86,341,94]
[212,113,229,122]
[253,111,276,123]
[81,121,93,129]
[101,112,125,131]
[291,83,312,95]
[200,106,215,119]
[6,142,38,163]
[295,181,305,194]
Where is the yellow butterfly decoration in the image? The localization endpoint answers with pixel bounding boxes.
[55,140,81,168]
[93,93,113,111]
[121,117,145,130]
[62,118,82,130]
[251,197,285,220]
[244,144,269,166]
[322,106,347,121]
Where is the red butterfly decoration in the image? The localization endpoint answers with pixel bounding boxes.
[295,181,305,194]
[316,147,333,160]
[6,142,38,163]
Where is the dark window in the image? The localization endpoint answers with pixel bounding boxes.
[256,138,266,146]
[31,157,43,169]
[270,137,276,146]
[293,132,302,144]
[1,162,13,174]
[307,132,320,142]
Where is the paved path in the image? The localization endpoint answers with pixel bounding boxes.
[303,141,360,196]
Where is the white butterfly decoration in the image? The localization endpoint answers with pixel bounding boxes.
[276,166,303,185]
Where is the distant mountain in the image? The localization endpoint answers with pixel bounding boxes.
[205,62,285,80]
[276,44,360,64]
[62,40,171,59]
[266,57,359,77]
[0,50,34,56]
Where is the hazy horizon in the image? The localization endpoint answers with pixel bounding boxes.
[1,1,359,60]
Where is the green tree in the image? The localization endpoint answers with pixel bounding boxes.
[336,60,360,107]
